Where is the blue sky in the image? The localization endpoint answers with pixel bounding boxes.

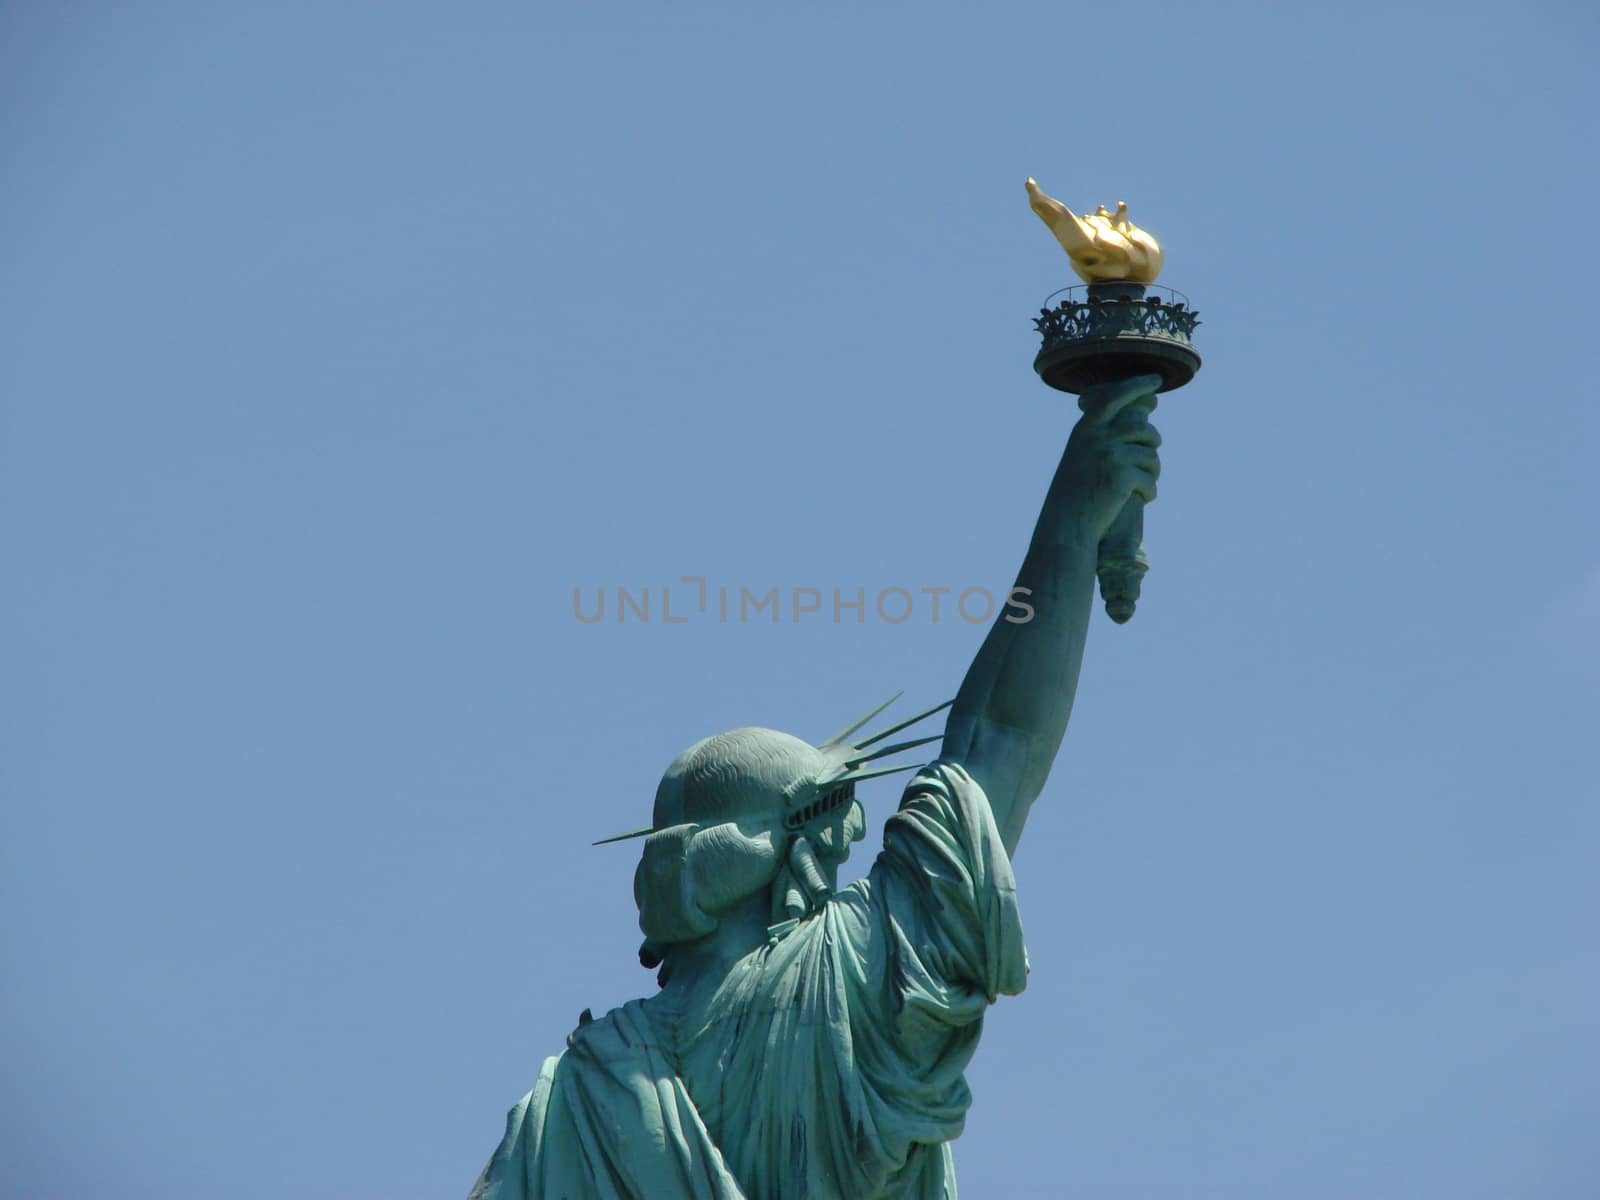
[3,2,1597,1196]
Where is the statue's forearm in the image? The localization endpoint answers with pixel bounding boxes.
[941,444,1100,857]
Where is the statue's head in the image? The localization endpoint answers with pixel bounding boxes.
[606,695,952,978]
[633,727,865,969]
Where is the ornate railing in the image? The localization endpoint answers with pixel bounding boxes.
[1033,283,1201,350]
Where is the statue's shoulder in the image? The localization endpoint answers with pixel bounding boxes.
[472,999,744,1200]
[561,996,675,1070]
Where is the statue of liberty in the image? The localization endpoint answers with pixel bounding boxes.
[467,180,1203,1200]
[468,366,1166,1199]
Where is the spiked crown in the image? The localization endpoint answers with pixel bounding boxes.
[594,692,952,846]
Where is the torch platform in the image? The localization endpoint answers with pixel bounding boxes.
[1033,281,1202,395]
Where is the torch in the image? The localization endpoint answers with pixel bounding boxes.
[1025,178,1202,623]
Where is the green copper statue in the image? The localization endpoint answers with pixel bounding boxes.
[468,371,1165,1199]
[469,184,1195,1199]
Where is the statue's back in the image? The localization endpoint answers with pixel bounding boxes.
[470,763,1027,1200]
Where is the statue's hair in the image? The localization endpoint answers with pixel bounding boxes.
[652,728,822,831]
[634,821,779,952]
[635,729,825,975]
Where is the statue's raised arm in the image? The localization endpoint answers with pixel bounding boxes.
[940,373,1162,856]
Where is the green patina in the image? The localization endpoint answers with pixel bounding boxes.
[470,372,1174,1199]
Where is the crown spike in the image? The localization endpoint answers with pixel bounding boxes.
[818,691,903,749]
[832,761,922,786]
[845,732,942,767]
[592,824,655,846]
[852,698,954,749]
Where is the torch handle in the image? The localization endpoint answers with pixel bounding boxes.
[1096,497,1148,624]
[1079,387,1157,624]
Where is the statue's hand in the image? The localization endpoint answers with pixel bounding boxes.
[1058,374,1163,545]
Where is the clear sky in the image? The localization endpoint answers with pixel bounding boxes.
[3,2,1597,1197]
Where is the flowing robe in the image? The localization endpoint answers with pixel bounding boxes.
[469,761,1028,1199]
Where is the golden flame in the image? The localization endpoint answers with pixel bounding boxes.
[1026,178,1164,285]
